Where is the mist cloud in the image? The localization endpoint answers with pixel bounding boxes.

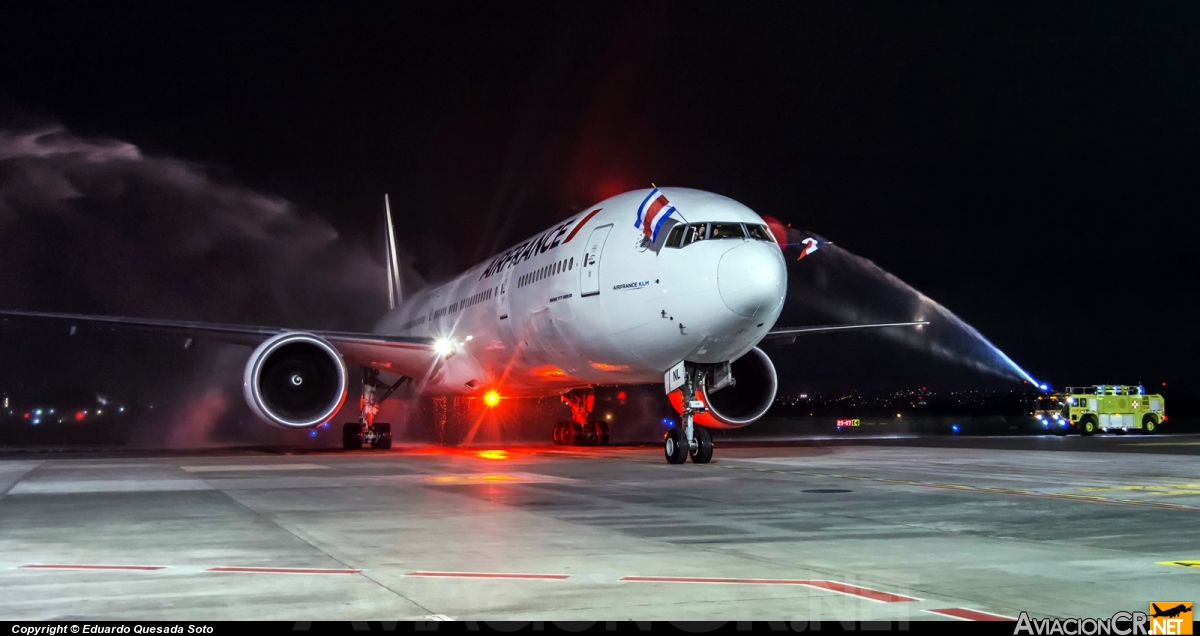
[0,121,395,446]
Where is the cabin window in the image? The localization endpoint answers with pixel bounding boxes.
[569,257,574,270]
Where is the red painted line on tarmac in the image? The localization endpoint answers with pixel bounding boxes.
[21,564,165,571]
[925,608,1015,621]
[407,570,570,580]
[207,566,360,575]
[803,580,920,603]
[620,576,918,602]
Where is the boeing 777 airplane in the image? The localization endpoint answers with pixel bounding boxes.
[0,187,924,463]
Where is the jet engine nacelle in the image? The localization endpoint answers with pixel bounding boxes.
[243,332,348,429]
[668,347,778,429]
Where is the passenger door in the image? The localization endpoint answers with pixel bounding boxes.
[580,224,612,297]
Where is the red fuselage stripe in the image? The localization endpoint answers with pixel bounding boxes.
[563,209,602,243]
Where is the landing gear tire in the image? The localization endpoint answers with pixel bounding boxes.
[564,423,580,446]
[1080,417,1097,437]
[371,423,392,450]
[552,422,564,445]
[343,423,363,450]
[1143,417,1158,435]
[593,421,610,446]
[664,428,689,464]
[690,426,713,464]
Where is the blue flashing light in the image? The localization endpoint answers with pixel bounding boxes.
[1060,421,1069,428]
[34,409,42,415]
[32,419,40,425]
[1039,384,1048,391]
[309,430,317,438]
[662,418,673,427]
[321,422,328,428]
[951,424,961,433]
[1041,421,1049,428]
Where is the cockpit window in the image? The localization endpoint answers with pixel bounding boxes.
[682,223,707,246]
[665,225,685,248]
[746,224,774,242]
[709,223,746,239]
[670,222,767,248]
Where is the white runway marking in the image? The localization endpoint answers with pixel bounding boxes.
[7,479,212,494]
[180,463,329,473]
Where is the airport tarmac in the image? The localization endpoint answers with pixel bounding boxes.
[2,434,1200,621]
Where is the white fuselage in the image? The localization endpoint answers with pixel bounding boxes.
[375,188,787,397]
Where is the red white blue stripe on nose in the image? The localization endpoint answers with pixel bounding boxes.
[634,188,677,242]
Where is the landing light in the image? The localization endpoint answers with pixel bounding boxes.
[478,450,508,460]
[484,390,501,407]
[433,338,455,357]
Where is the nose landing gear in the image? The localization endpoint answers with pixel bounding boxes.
[342,368,409,451]
[553,388,610,446]
[666,362,714,464]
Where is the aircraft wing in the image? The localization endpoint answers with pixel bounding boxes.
[763,320,929,340]
[0,309,437,377]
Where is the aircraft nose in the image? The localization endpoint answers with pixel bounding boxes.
[717,242,786,319]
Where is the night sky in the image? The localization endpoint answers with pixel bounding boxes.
[1,2,1198,435]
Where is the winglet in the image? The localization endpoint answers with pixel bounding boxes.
[385,195,403,310]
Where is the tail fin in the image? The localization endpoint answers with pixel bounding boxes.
[1152,604,1163,615]
[384,194,403,309]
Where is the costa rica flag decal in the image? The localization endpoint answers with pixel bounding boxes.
[634,187,677,242]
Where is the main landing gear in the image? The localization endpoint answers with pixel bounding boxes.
[665,363,714,465]
[343,368,409,450]
[553,388,610,446]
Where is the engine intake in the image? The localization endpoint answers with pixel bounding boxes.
[243,332,348,428]
[669,347,778,429]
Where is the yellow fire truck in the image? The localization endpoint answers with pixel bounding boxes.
[1055,385,1166,436]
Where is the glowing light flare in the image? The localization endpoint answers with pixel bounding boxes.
[483,390,501,407]
[477,450,508,460]
[75,412,85,421]
[589,361,630,372]
[433,338,455,357]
